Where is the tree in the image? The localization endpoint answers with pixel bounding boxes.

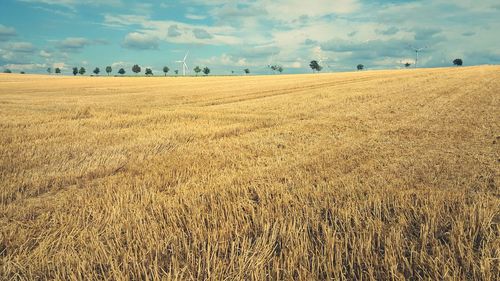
[132,64,141,75]
[244,68,250,75]
[174,70,179,75]
[47,67,52,74]
[4,69,12,73]
[193,66,201,76]
[404,62,411,68]
[269,65,283,74]
[145,68,153,76]
[79,67,86,75]
[162,66,169,76]
[20,71,25,74]
[453,58,463,66]
[118,68,125,75]
[55,67,61,74]
[202,67,210,76]
[309,60,322,72]
[93,67,100,76]
[105,66,112,76]
[357,64,364,71]
[270,65,277,74]
[72,67,78,76]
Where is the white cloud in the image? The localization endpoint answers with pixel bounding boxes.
[111,61,130,69]
[0,42,36,65]
[19,0,76,6]
[19,0,123,9]
[122,32,159,50]
[2,63,47,71]
[104,14,240,45]
[438,0,500,12]
[289,61,302,68]
[199,53,260,67]
[52,62,66,69]
[265,0,360,20]
[39,50,52,58]
[0,25,17,41]
[6,42,35,53]
[57,37,91,51]
[185,14,206,20]
[134,3,153,14]
[203,0,359,24]
[168,25,182,37]
[54,37,107,52]
[192,28,213,39]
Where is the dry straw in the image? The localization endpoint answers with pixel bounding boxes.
[1,66,499,280]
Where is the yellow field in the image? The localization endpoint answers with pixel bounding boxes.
[1,66,499,280]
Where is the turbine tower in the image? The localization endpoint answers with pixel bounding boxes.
[318,56,331,71]
[176,51,189,76]
[267,51,278,74]
[408,45,427,68]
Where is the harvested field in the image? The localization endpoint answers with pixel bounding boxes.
[0,66,499,280]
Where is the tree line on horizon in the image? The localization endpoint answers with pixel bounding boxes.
[48,64,214,77]
[3,58,465,75]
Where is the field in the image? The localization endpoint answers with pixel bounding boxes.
[0,66,499,280]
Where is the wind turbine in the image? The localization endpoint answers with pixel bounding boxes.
[267,51,278,74]
[318,56,331,71]
[314,46,331,72]
[408,45,427,68]
[176,51,189,76]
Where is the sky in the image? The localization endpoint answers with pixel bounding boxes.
[0,0,499,75]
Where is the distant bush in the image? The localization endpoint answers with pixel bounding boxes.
[132,64,141,75]
[309,60,322,72]
[194,66,201,76]
[203,67,210,76]
[453,58,463,66]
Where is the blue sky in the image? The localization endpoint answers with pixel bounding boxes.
[1,0,499,75]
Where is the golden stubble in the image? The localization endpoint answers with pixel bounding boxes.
[0,66,499,280]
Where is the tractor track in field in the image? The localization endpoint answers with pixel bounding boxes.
[196,72,438,107]
[197,76,386,107]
